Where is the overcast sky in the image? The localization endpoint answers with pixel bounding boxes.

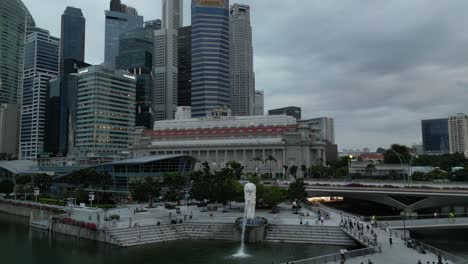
[22,0,468,151]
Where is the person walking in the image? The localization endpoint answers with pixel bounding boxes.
[389,234,393,246]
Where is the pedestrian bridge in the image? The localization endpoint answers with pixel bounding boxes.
[301,185,468,212]
[375,216,468,230]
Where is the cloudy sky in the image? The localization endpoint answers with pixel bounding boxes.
[22,0,468,151]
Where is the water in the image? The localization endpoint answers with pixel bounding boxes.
[233,200,250,258]
[411,229,468,260]
[0,212,352,264]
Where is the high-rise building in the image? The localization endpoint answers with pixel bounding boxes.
[75,66,136,158]
[104,1,143,70]
[59,7,85,75]
[178,26,192,107]
[191,0,230,118]
[0,104,18,156]
[19,27,59,160]
[230,3,254,116]
[44,78,61,155]
[0,0,35,105]
[448,114,468,154]
[303,117,335,144]
[53,59,90,156]
[117,21,160,128]
[152,0,183,121]
[268,106,301,120]
[421,118,449,155]
[254,90,264,115]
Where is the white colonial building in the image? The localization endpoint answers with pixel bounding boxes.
[130,107,326,178]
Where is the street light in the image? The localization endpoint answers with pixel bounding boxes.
[89,192,95,206]
[348,155,353,178]
[407,155,418,185]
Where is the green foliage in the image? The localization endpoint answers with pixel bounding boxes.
[164,172,187,204]
[452,168,468,182]
[15,175,32,185]
[131,177,160,205]
[110,214,120,220]
[93,204,116,209]
[384,144,412,164]
[288,178,307,201]
[33,174,53,193]
[310,165,334,178]
[0,180,14,194]
[262,186,286,208]
[38,198,66,206]
[289,165,298,178]
[413,153,468,171]
[226,161,244,180]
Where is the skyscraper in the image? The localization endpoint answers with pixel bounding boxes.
[59,7,85,75]
[421,118,449,155]
[254,90,264,115]
[191,0,230,118]
[0,0,35,106]
[117,21,161,128]
[75,66,136,158]
[153,0,183,121]
[104,1,143,70]
[19,27,59,160]
[0,104,18,156]
[178,26,192,107]
[448,114,468,154]
[0,0,35,156]
[230,3,255,116]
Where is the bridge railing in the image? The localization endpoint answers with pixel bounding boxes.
[280,247,377,264]
[416,240,467,264]
[376,217,468,230]
[364,213,468,222]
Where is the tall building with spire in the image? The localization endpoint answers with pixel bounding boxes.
[230,3,255,116]
[19,27,59,160]
[59,7,85,75]
[191,0,230,118]
[152,0,183,121]
[104,0,143,69]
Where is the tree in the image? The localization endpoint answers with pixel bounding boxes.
[365,164,376,176]
[301,165,307,179]
[0,180,14,194]
[289,165,298,179]
[15,175,32,185]
[262,186,286,208]
[288,178,307,201]
[164,172,187,204]
[226,161,244,180]
[33,174,53,193]
[131,177,160,206]
[265,155,277,178]
[384,144,412,164]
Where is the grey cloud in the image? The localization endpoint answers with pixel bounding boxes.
[22,0,468,150]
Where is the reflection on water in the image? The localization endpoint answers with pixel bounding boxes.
[411,229,468,260]
[0,212,354,264]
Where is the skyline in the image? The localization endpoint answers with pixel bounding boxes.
[21,0,468,151]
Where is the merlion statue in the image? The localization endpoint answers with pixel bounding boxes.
[244,183,256,220]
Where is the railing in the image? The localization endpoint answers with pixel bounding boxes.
[364,213,468,222]
[281,247,377,264]
[377,217,468,230]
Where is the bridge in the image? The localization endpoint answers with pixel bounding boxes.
[374,214,468,230]
[273,180,468,212]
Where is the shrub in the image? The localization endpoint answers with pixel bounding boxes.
[110,215,120,221]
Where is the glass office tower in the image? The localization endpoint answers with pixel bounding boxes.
[191,0,230,118]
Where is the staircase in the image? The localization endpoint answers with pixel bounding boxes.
[264,225,356,246]
[107,222,236,247]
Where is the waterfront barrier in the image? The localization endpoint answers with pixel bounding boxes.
[280,247,377,264]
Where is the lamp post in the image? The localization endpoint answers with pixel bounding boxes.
[402,211,407,244]
[348,155,353,179]
[407,155,418,185]
[33,187,39,203]
[89,192,95,206]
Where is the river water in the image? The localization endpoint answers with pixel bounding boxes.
[0,212,354,264]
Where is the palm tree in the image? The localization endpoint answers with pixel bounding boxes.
[283,165,289,179]
[265,155,277,179]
